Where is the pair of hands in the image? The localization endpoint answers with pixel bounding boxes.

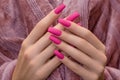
[12,4,107,80]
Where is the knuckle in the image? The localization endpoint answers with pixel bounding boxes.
[102,55,107,64]
[29,61,35,68]
[23,45,34,60]
[96,65,104,75]
[99,52,107,65]
[21,40,28,49]
[23,50,32,60]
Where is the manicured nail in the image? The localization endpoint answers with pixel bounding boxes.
[54,50,64,59]
[48,27,62,36]
[49,35,61,44]
[66,12,80,21]
[54,4,66,14]
[58,19,71,27]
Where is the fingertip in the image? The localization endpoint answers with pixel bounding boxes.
[48,27,62,36]
[54,4,66,14]
[66,12,80,21]
[54,50,64,59]
[58,19,71,27]
[49,35,61,45]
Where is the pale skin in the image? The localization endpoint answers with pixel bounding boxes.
[50,21,107,80]
[12,10,107,80]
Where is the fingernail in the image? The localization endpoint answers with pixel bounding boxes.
[48,27,62,36]
[58,19,71,27]
[54,50,64,59]
[49,35,61,44]
[54,4,66,14]
[66,12,80,21]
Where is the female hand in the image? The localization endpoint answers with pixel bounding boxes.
[48,19,107,80]
[12,4,80,80]
[12,4,65,80]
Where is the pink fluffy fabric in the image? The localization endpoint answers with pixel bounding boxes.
[0,0,120,80]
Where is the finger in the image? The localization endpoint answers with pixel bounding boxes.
[49,35,106,65]
[23,4,66,46]
[32,12,80,53]
[58,19,105,52]
[25,46,59,80]
[36,57,61,79]
[31,44,56,67]
[54,50,98,80]
[49,36,104,74]
[48,28,106,63]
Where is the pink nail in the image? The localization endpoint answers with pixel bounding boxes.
[54,50,64,59]
[49,35,61,44]
[54,4,66,14]
[66,12,80,21]
[48,27,62,36]
[58,19,71,27]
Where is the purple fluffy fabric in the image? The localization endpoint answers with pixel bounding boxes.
[0,0,120,80]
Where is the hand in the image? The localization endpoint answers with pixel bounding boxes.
[48,19,107,80]
[12,4,65,80]
[12,4,80,80]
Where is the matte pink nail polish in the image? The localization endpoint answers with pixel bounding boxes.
[54,50,64,59]
[49,35,61,44]
[66,12,80,21]
[48,27,62,36]
[54,4,66,14]
[58,19,71,27]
